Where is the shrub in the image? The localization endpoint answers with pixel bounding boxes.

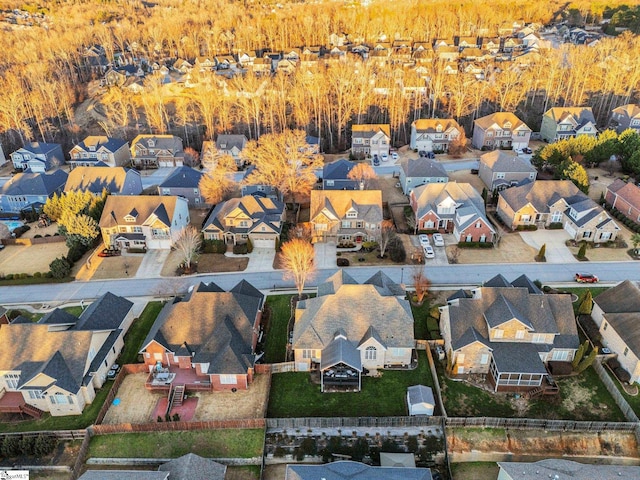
[246,237,254,253]
[34,234,42,238]
[20,435,35,455]
[1,435,21,457]
[233,243,248,254]
[203,239,226,254]
[577,243,587,259]
[388,237,406,263]
[274,446,287,457]
[49,257,72,279]
[337,258,350,267]
[33,272,42,278]
[12,225,31,238]
[548,222,563,230]
[34,435,56,456]
[615,367,631,383]
[4,274,13,280]
[457,241,494,248]
[67,244,88,263]
[19,273,28,279]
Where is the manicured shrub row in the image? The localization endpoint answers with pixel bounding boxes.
[456,241,494,248]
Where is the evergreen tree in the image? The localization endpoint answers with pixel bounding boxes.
[577,347,598,373]
[572,340,589,369]
[578,290,593,316]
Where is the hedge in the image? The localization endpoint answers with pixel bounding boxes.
[203,239,226,254]
[516,225,538,231]
[457,241,494,249]
[233,243,248,254]
[548,222,563,229]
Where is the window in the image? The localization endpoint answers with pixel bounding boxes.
[624,347,629,356]
[486,131,494,137]
[315,223,327,231]
[520,214,531,223]
[475,222,481,228]
[496,173,505,179]
[3,373,19,389]
[391,348,403,357]
[600,232,612,241]
[365,346,377,360]
[342,220,351,228]
[552,350,569,361]
[28,390,45,400]
[220,375,237,385]
[356,221,364,228]
[480,354,489,364]
[551,211,562,223]
[326,180,334,186]
[516,330,525,339]
[346,210,357,218]
[529,173,535,179]
[302,349,316,359]
[532,333,545,343]
[583,231,592,238]
[569,208,578,220]
[162,188,171,195]
[49,393,73,405]
[517,131,526,137]
[425,220,434,229]
[493,329,503,339]
[133,226,142,233]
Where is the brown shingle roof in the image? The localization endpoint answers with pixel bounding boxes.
[474,112,530,131]
[99,195,179,228]
[608,179,640,211]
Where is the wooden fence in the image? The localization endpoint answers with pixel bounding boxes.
[94,363,148,426]
[266,416,443,429]
[592,359,640,423]
[0,429,86,440]
[256,362,296,374]
[70,431,91,480]
[92,418,265,435]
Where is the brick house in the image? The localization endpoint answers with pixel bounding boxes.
[606,179,640,225]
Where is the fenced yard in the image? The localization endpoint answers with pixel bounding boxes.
[262,295,294,364]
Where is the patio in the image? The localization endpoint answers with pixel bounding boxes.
[145,365,212,392]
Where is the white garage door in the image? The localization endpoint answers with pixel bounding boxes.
[564,221,577,239]
[252,237,274,248]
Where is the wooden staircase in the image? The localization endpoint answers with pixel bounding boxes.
[172,385,185,407]
[20,404,45,419]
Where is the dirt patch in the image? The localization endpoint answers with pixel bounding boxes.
[78,255,144,281]
[226,466,261,480]
[160,250,248,276]
[448,170,486,193]
[102,373,164,425]
[0,440,81,468]
[192,373,270,421]
[377,176,408,205]
[263,465,288,480]
[0,242,69,275]
[447,232,536,264]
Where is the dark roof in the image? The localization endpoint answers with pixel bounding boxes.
[158,453,226,480]
[100,195,181,228]
[594,281,640,357]
[323,159,355,180]
[38,308,78,326]
[480,150,536,173]
[498,458,640,479]
[202,195,285,236]
[75,136,128,153]
[400,157,448,179]
[215,134,247,151]
[320,336,362,371]
[491,342,549,374]
[447,289,471,301]
[0,169,68,197]
[16,142,61,155]
[364,271,406,296]
[78,472,168,480]
[159,166,203,188]
[75,292,133,331]
[511,274,543,294]
[484,274,511,288]
[65,166,138,195]
[286,461,432,480]
[84,329,121,386]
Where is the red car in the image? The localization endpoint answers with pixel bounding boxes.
[575,273,598,283]
[98,248,121,258]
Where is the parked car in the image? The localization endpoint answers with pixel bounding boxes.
[372,156,380,166]
[522,147,532,154]
[381,153,389,162]
[391,152,399,161]
[423,245,435,259]
[575,273,599,283]
[470,168,479,174]
[432,233,445,247]
[418,150,427,157]
[418,234,430,247]
[98,247,121,257]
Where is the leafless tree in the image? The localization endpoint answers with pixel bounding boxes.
[281,238,316,297]
[198,153,237,205]
[377,219,396,258]
[412,266,431,304]
[172,225,202,271]
[347,162,377,190]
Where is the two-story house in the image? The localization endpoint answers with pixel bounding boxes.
[498,180,620,242]
[606,179,640,225]
[11,142,65,173]
[398,157,448,195]
[69,136,131,168]
[472,113,532,151]
[322,159,359,190]
[410,182,495,242]
[440,274,579,393]
[608,104,640,134]
[202,194,285,248]
[99,195,189,250]
[130,135,185,168]
[351,124,391,158]
[410,118,464,152]
[309,190,383,244]
[540,107,597,143]
[292,270,414,391]
[479,150,537,191]
[0,170,67,214]
[158,166,205,207]
[64,166,142,196]
[140,280,263,393]
[215,134,248,169]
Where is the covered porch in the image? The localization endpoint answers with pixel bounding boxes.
[489,343,559,395]
[319,335,362,393]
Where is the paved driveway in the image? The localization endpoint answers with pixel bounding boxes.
[519,230,575,263]
[245,248,276,272]
[134,249,170,278]
[314,241,337,269]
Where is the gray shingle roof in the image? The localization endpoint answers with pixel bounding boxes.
[407,384,435,407]
[287,461,432,480]
[499,180,598,216]
[38,308,78,326]
[0,169,68,197]
[483,294,533,329]
[491,342,549,374]
[159,166,203,189]
[99,195,180,228]
[18,142,61,155]
[202,194,285,236]
[412,182,487,223]
[75,292,133,331]
[158,453,226,480]
[400,158,448,179]
[480,150,536,173]
[75,136,128,154]
[498,459,640,479]
[65,166,137,195]
[594,281,640,357]
[323,158,355,180]
[320,336,362,371]
[511,274,543,294]
[310,190,383,225]
[78,471,169,480]
[215,134,247,151]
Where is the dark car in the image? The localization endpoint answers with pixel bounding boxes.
[98,247,121,257]
[470,168,479,174]
[372,155,380,166]
[418,150,427,157]
[522,147,533,154]
[426,151,436,159]
[575,273,599,283]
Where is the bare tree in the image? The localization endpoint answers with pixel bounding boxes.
[377,219,396,258]
[172,225,202,271]
[412,267,431,304]
[281,238,316,297]
[183,147,200,168]
[347,162,377,190]
[198,153,237,205]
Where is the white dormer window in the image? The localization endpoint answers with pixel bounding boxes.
[346,209,357,218]
[147,139,155,148]
[124,215,136,222]
[503,122,512,129]
[436,124,443,132]
[569,208,578,220]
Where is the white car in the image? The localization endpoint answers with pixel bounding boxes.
[381,153,389,162]
[423,245,435,259]
[432,233,445,247]
[418,234,430,247]
[391,152,399,161]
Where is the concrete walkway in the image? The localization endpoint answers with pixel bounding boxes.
[519,230,575,263]
[135,249,170,278]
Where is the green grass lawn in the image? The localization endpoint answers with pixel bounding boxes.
[263,295,293,363]
[62,305,84,317]
[88,429,265,459]
[0,380,113,433]
[552,287,608,315]
[5,308,43,322]
[409,297,442,340]
[267,350,435,417]
[118,301,164,364]
[451,461,500,480]
[602,368,640,419]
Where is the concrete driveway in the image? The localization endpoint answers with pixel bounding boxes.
[314,241,337,269]
[134,249,170,278]
[519,230,575,263]
[245,248,276,272]
[411,235,449,266]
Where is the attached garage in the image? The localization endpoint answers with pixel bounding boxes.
[407,385,435,416]
[250,236,275,249]
[564,221,577,239]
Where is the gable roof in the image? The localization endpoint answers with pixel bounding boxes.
[159,166,203,189]
[131,135,183,155]
[612,103,640,120]
[79,472,168,480]
[411,182,487,222]
[99,195,181,228]
[607,179,640,211]
[141,281,262,374]
[158,453,226,480]
[401,158,448,179]
[544,107,596,126]
[594,280,640,314]
[14,142,61,156]
[38,309,78,326]
[412,118,462,133]
[320,336,362,371]
[215,134,247,151]
[474,112,530,131]
[0,169,68,197]
[480,151,536,173]
[499,180,582,213]
[73,136,127,153]
[286,461,432,480]
[351,124,391,139]
[65,166,136,195]
[202,194,285,235]
[310,190,383,223]
[75,292,133,331]
[323,159,355,180]
[407,384,435,407]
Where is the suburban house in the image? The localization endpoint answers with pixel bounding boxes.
[286,461,432,480]
[472,113,532,151]
[609,104,640,134]
[202,194,285,248]
[158,166,205,207]
[540,107,597,143]
[410,118,464,152]
[398,157,448,195]
[130,135,185,168]
[497,180,620,242]
[479,150,537,191]
[498,459,640,480]
[309,190,383,244]
[410,182,495,243]
[140,280,264,392]
[606,179,640,225]
[440,274,579,393]
[64,166,143,196]
[291,270,415,392]
[0,292,133,417]
[322,159,359,190]
[69,136,131,168]
[215,134,248,169]
[591,280,640,384]
[0,169,67,215]
[10,142,65,172]
[351,124,391,158]
[99,195,190,250]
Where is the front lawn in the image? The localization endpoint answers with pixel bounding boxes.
[263,295,293,364]
[267,351,435,417]
[0,380,113,433]
[88,429,265,459]
[118,301,164,365]
[62,305,84,317]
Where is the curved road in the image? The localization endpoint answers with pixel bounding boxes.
[1,261,638,305]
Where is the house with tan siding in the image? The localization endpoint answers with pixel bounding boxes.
[351,124,390,158]
[410,118,464,152]
[608,104,640,134]
[440,274,578,393]
[478,150,536,191]
[540,107,597,143]
[472,112,531,151]
[498,180,620,242]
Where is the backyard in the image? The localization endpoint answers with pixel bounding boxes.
[262,294,294,364]
[117,301,164,364]
[409,295,442,340]
[267,351,436,417]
